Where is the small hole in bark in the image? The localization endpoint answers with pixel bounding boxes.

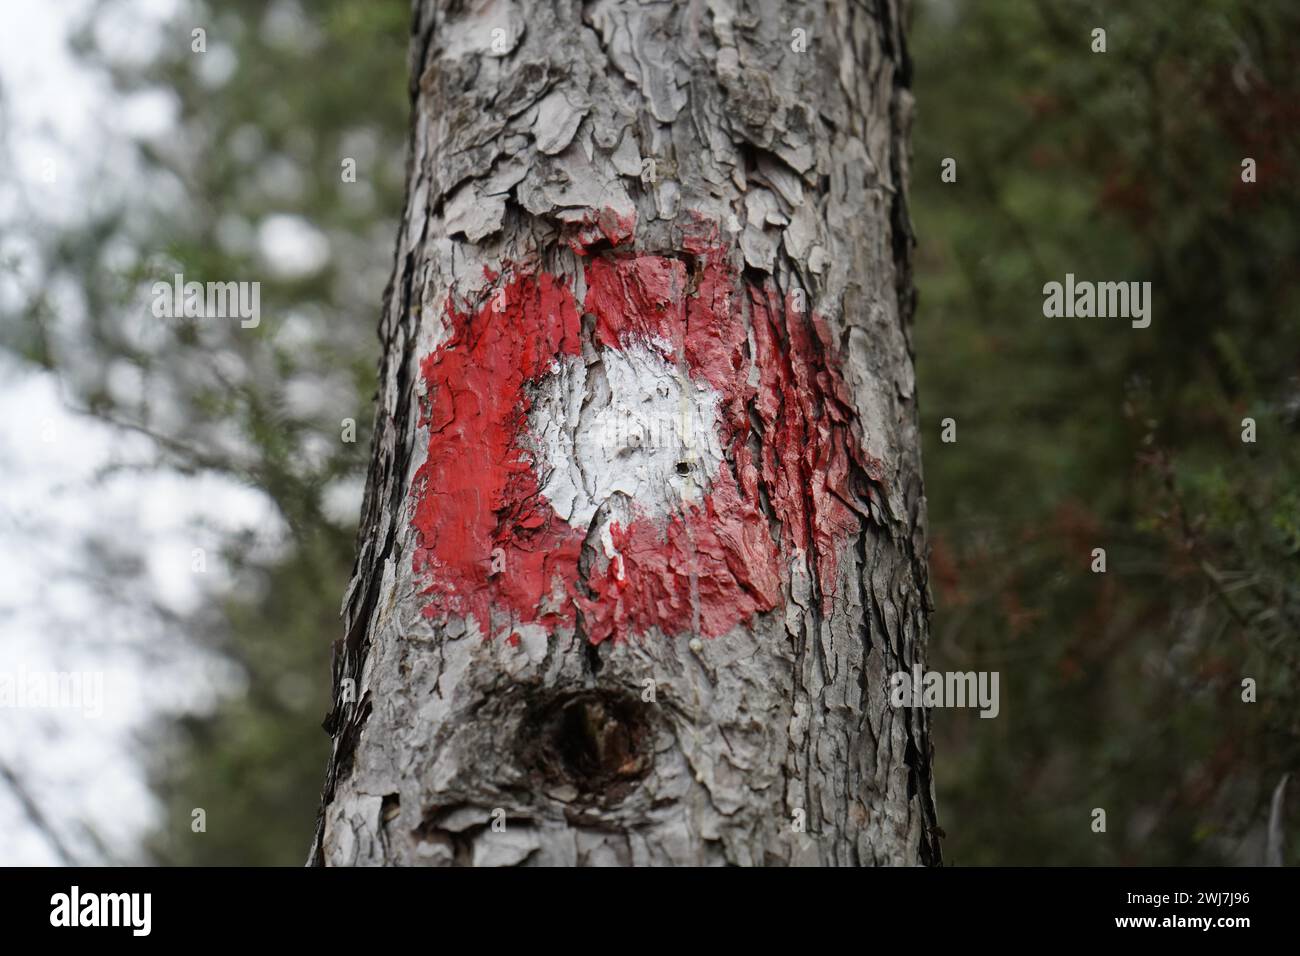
[522,690,653,799]
[675,461,691,475]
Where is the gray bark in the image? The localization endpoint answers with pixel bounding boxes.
[311,0,940,867]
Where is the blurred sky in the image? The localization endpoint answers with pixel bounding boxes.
[0,0,281,864]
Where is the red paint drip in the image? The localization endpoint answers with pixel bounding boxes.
[748,284,866,592]
[410,231,873,644]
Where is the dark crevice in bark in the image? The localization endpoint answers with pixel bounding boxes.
[521,689,655,801]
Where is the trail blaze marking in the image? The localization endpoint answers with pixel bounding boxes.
[410,234,875,644]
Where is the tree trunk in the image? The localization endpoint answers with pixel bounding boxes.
[311,0,939,867]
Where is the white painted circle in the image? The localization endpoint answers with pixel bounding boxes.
[525,341,725,528]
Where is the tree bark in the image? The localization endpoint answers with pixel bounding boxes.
[311,0,939,866]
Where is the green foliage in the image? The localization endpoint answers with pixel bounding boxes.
[120,0,406,865]
[912,0,1300,864]
[147,531,354,865]
[2,0,410,864]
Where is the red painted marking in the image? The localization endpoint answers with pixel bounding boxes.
[410,271,585,634]
[410,226,874,643]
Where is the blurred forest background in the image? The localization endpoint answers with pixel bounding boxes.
[1,0,1296,865]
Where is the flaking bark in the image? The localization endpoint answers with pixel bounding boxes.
[311,0,940,867]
